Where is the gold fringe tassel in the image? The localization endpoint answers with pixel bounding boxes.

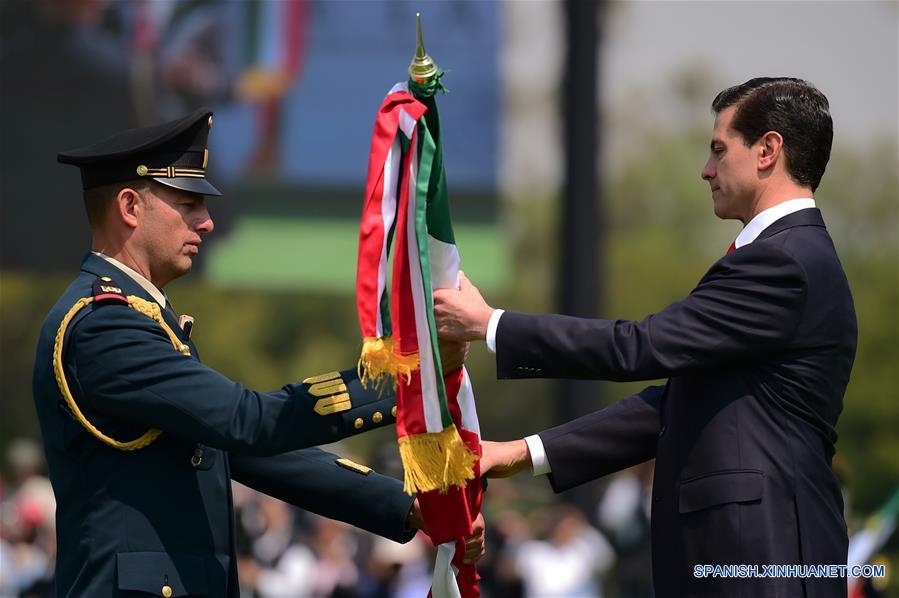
[391,351,421,385]
[398,424,479,495]
[359,337,395,386]
[358,337,421,387]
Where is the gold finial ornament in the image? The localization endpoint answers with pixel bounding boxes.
[408,13,438,83]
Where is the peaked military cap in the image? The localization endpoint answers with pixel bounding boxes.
[58,108,222,196]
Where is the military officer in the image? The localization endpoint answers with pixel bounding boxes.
[33,108,482,597]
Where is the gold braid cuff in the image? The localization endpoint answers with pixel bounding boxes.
[52,295,191,451]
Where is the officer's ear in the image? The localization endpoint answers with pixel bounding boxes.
[116,185,149,229]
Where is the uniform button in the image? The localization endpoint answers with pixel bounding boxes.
[161,584,173,598]
[191,448,203,468]
[390,406,397,417]
[658,425,666,437]
[354,418,364,430]
[372,411,383,424]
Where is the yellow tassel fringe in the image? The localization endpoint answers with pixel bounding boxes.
[391,351,421,385]
[358,336,421,387]
[358,337,395,386]
[398,424,479,495]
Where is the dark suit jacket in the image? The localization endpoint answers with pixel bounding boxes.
[496,209,856,597]
[32,253,411,597]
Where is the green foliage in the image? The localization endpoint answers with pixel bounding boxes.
[0,275,73,456]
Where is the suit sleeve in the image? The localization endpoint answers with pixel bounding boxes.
[497,243,808,381]
[68,305,396,456]
[541,385,664,491]
[229,448,416,544]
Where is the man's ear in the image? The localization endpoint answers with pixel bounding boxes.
[116,187,144,229]
[758,131,784,172]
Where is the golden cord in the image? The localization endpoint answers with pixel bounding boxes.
[52,295,190,451]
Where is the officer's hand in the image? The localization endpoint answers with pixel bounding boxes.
[480,440,532,478]
[406,498,429,535]
[438,338,469,373]
[463,512,487,564]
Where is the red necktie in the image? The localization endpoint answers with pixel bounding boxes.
[726,241,736,255]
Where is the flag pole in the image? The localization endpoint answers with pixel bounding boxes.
[356,14,482,596]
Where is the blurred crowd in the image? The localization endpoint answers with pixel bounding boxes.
[0,439,56,597]
[2,435,892,597]
[0,436,658,598]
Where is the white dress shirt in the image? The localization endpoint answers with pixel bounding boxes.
[733,197,816,249]
[93,252,168,309]
[489,198,817,476]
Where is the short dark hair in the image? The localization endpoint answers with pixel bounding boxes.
[83,180,150,227]
[712,77,833,192]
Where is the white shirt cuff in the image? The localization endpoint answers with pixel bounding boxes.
[485,309,505,354]
[524,434,551,476]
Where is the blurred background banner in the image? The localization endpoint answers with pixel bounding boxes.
[1,1,896,597]
[0,0,501,288]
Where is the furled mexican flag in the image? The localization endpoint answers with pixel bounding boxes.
[356,75,483,597]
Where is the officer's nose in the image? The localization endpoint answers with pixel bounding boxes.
[196,206,214,235]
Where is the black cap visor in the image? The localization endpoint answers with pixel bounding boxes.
[153,176,222,197]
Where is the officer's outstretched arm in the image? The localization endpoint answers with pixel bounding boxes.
[66,303,396,455]
[231,449,487,564]
[230,448,415,543]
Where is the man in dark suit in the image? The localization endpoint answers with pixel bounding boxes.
[34,109,482,597]
[434,78,856,597]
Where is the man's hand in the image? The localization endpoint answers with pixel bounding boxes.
[433,271,494,342]
[406,500,487,564]
[438,339,470,373]
[463,512,486,564]
[479,440,532,478]
[406,498,429,536]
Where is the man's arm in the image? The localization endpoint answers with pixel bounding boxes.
[540,385,663,491]
[229,448,417,543]
[231,448,487,562]
[481,386,664,491]
[438,244,807,381]
[68,306,396,455]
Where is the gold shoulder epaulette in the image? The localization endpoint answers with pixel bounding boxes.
[52,290,191,451]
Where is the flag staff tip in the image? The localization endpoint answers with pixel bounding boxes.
[409,13,438,83]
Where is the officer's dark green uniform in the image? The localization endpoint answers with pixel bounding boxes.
[33,109,407,597]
